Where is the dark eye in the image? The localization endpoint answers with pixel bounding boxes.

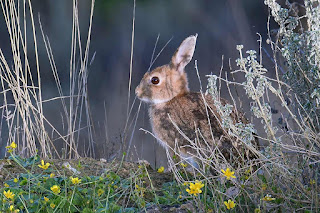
[151,76,160,85]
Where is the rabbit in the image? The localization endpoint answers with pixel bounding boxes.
[135,35,259,169]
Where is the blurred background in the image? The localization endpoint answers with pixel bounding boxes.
[0,0,274,166]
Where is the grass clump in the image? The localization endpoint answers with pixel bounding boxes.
[1,153,148,212]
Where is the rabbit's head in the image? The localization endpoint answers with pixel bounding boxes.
[135,35,197,104]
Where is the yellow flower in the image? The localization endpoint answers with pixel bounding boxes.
[4,190,15,199]
[224,199,236,210]
[11,142,17,149]
[30,199,34,204]
[97,189,105,196]
[4,183,9,187]
[6,142,17,153]
[50,185,60,194]
[70,177,81,185]
[221,168,236,180]
[186,180,204,196]
[50,203,55,209]
[50,173,55,178]
[135,184,146,197]
[44,197,49,202]
[13,178,18,183]
[262,194,275,201]
[310,179,316,185]
[6,142,17,149]
[180,163,188,168]
[38,160,50,170]
[157,166,164,173]
[9,207,20,213]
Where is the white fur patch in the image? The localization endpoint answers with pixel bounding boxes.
[139,97,153,103]
[152,98,172,104]
[139,97,172,104]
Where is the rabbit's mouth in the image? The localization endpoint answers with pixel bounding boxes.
[135,85,147,98]
[135,84,153,101]
[135,86,150,103]
[137,96,152,103]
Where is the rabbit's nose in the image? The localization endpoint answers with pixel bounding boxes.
[135,85,141,97]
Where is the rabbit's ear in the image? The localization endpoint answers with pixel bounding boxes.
[171,34,197,73]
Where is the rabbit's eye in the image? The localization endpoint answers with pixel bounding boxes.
[151,76,160,85]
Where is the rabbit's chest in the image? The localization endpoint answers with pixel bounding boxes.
[149,93,228,148]
[149,106,185,139]
[149,103,210,146]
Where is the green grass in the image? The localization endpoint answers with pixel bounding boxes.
[2,151,317,212]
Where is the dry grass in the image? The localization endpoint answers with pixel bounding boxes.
[0,0,96,159]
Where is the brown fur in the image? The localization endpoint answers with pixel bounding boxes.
[135,35,258,166]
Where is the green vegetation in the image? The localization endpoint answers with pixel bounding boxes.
[0,150,294,212]
[0,0,320,212]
